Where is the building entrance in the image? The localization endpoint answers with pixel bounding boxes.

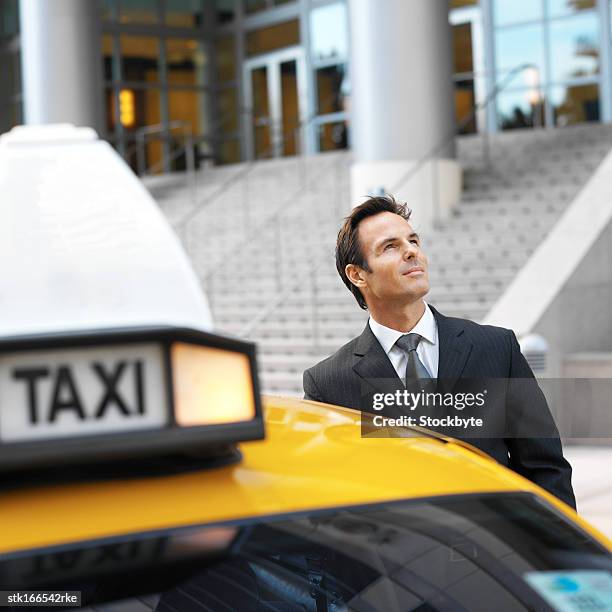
[450,4,486,133]
[243,46,307,159]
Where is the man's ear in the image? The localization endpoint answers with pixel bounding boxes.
[345,263,367,289]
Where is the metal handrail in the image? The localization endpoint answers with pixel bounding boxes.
[239,247,336,340]
[239,63,541,340]
[172,110,282,230]
[204,149,350,312]
[170,90,347,309]
[132,103,254,209]
[134,120,197,204]
[117,103,252,185]
[135,120,193,175]
[173,90,346,231]
[134,120,193,177]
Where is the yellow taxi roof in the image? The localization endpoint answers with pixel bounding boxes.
[0,395,607,556]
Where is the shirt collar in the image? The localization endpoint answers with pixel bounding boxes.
[368,303,438,356]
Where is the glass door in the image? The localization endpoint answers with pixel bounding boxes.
[244,47,307,159]
[450,5,486,133]
[250,65,272,158]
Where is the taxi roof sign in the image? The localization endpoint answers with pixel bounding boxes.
[0,326,264,471]
[0,124,212,337]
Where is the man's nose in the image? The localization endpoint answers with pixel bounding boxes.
[402,241,418,259]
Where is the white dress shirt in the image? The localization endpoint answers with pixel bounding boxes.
[368,303,439,381]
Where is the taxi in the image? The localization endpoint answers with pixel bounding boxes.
[0,125,611,612]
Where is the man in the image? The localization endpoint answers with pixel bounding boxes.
[303,195,575,509]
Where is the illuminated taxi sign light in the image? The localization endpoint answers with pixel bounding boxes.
[171,342,256,426]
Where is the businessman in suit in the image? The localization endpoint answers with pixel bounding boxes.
[303,195,575,509]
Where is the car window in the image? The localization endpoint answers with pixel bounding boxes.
[154,493,610,612]
[4,493,611,611]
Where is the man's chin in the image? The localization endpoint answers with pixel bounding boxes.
[394,286,430,304]
[404,279,430,299]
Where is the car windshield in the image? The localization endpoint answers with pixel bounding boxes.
[3,493,611,611]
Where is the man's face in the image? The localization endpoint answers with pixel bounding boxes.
[352,212,430,306]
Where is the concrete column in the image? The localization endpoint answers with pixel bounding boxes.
[19,0,103,133]
[348,0,461,228]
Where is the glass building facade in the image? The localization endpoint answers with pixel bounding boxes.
[450,0,610,133]
[101,1,215,171]
[3,0,612,170]
[100,0,350,169]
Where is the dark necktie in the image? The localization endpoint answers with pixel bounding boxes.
[395,333,431,387]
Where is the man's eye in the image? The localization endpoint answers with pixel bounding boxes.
[384,243,396,250]
[410,240,420,246]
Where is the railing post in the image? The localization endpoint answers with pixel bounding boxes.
[242,171,250,237]
[162,127,171,175]
[298,129,307,190]
[296,127,303,189]
[136,132,146,177]
[185,130,197,208]
[275,215,282,293]
[482,123,491,169]
[535,85,544,129]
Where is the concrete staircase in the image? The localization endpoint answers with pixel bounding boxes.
[146,123,612,397]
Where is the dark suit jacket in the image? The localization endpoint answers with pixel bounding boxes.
[303,306,576,509]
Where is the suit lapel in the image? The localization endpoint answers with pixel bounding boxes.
[431,305,473,391]
[351,307,474,398]
[352,324,402,395]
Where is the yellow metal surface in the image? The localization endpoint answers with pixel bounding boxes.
[0,395,609,555]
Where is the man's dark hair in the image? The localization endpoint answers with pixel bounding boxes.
[335,194,412,310]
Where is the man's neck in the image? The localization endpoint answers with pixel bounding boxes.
[368,300,426,333]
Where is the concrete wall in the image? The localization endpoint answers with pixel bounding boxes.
[484,148,612,443]
[485,149,612,376]
[534,220,612,376]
